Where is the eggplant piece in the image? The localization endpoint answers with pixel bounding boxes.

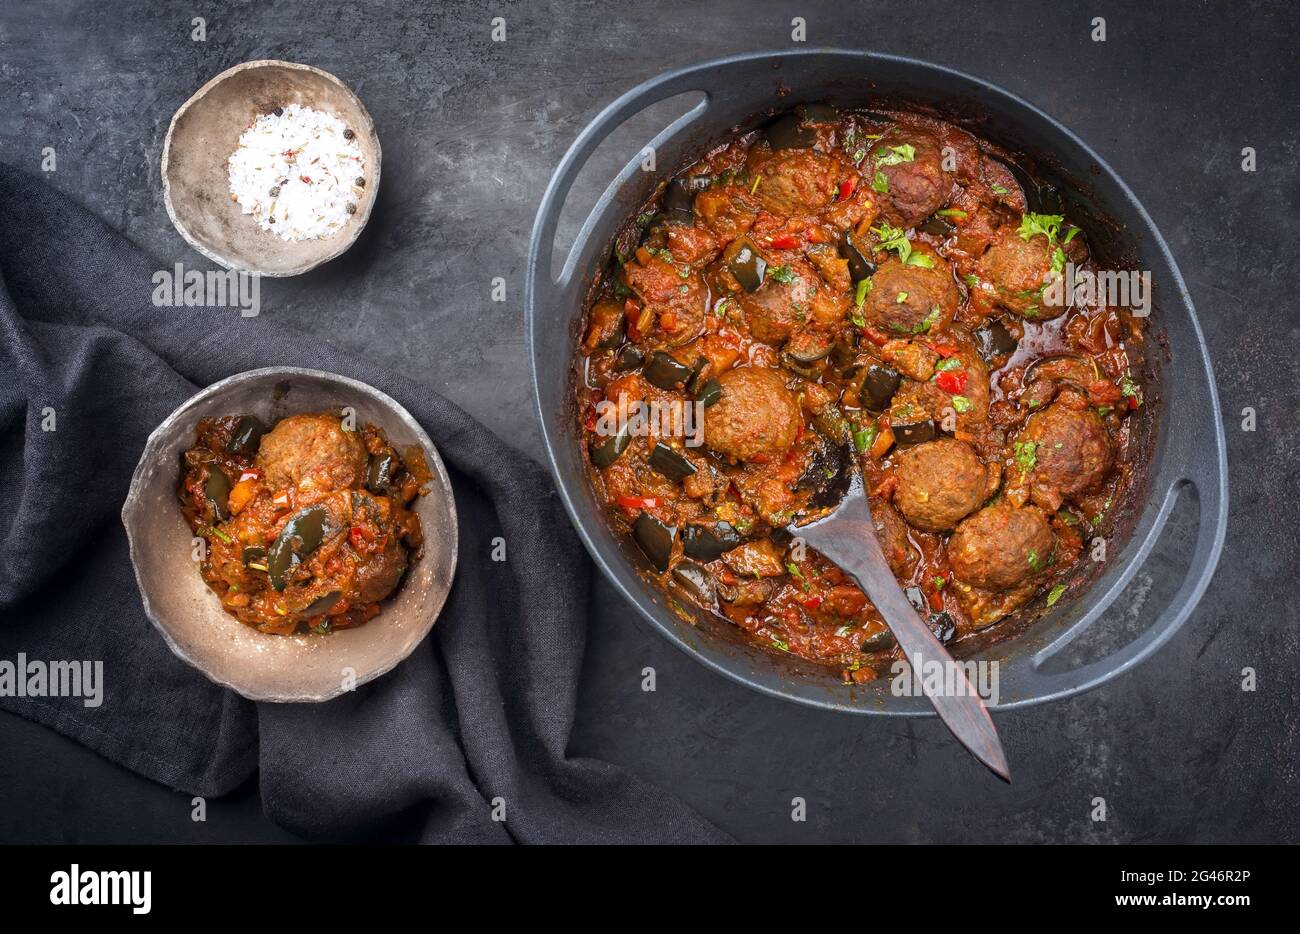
[860,627,898,652]
[765,111,817,150]
[801,438,853,512]
[859,363,901,412]
[648,442,697,482]
[643,351,694,389]
[301,591,342,618]
[241,545,268,567]
[614,344,644,372]
[893,419,938,447]
[812,404,850,446]
[799,102,839,125]
[974,319,1019,361]
[904,586,926,612]
[684,356,709,395]
[918,214,955,237]
[671,561,716,606]
[662,177,695,224]
[267,506,328,592]
[830,332,860,371]
[589,427,631,469]
[681,521,742,562]
[928,611,956,644]
[367,452,397,494]
[632,512,676,573]
[988,154,1063,215]
[839,231,877,282]
[225,415,268,457]
[204,466,232,522]
[694,377,722,408]
[784,330,832,365]
[726,237,767,292]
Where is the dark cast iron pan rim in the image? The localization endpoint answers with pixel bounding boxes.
[526,49,1228,715]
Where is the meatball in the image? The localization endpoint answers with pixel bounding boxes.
[875,132,950,228]
[1014,401,1114,510]
[949,503,1055,591]
[703,366,801,463]
[255,413,368,492]
[893,438,987,531]
[735,256,848,345]
[747,147,840,217]
[977,226,1065,319]
[889,332,990,433]
[354,535,409,603]
[861,252,958,336]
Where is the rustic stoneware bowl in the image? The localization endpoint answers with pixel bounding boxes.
[121,368,458,702]
[162,60,381,276]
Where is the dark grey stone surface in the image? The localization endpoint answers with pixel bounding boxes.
[1,0,1296,843]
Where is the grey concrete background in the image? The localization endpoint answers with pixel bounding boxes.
[1,0,1297,843]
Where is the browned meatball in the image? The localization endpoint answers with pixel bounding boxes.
[735,255,848,345]
[747,147,840,217]
[949,503,1055,591]
[874,132,950,228]
[862,252,958,336]
[703,366,801,463]
[1014,401,1114,510]
[256,413,368,492]
[893,438,987,531]
[978,225,1065,319]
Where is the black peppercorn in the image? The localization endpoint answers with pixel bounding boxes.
[342,128,355,140]
[268,185,280,197]
[345,202,357,214]
[355,177,365,187]
[273,107,283,117]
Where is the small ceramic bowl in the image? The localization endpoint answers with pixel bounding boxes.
[121,368,458,702]
[161,60,381,276]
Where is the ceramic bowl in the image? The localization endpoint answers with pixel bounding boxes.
[121,368,457,702]
[161,60,381,276]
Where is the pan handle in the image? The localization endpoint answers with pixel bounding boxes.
[527,77,711,300]
[1016,363,1229,702]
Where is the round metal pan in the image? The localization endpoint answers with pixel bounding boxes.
[526,50,1227,714]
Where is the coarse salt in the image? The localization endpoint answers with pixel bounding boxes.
[227,104,365,242]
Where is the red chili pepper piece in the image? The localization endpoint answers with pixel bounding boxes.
[838,177,856,201]
[768,234,800,250]
[863,327,890,347]
[926,338,958,358]
[616,495,658,510]
[935,370,968,394]
[801,595,824,611]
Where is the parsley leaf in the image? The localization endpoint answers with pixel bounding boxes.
[1013,440,1038,472]
[1046,583,1067,606]
[873,143,916,167]
[1018,212,1065,244]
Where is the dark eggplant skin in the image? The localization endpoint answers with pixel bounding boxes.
[893,419,938,447]
[694,377,723,408]
[267,506,329,592]
[301,591,342,617]
[225,415,268,457]
[839,230,878,282]
[632,512,676,572]
[648,442,697,482]
[859,627,898,652]
[929,611,956,644]
[643,351,694,389]
[204,466,232,522]
[974,318,1019,361]
[614,344,645,372]
[590,427,632,469]
[765,111,817,150]
[366,451,397,494]
[859,364,902,412]
[662,177,695,223]
[241,545,268,566]
[681,521,742,561]
[671,561,716,605]
[727,238,767,292]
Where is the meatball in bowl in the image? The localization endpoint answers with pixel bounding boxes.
[123,368,458,701]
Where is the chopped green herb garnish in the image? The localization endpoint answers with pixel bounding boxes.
[951,395,971,413]
[1018,212,1065,244]
[207,525,232,544]
[935,357,962,372]
[874,143,916,167]
[854,277,873,308]
[933,576,947,590]
[771,637,790,652]
[991,183,1010,195]
[852,423,879,452]
[871,169,889,193]
[1013,440,1038,472]
[1027,549,1045,572]
[1046,583,1067,606]
[913,306,941,333]
[896,291,909,303]
[768,264,796,284]
[937,208,967,218]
